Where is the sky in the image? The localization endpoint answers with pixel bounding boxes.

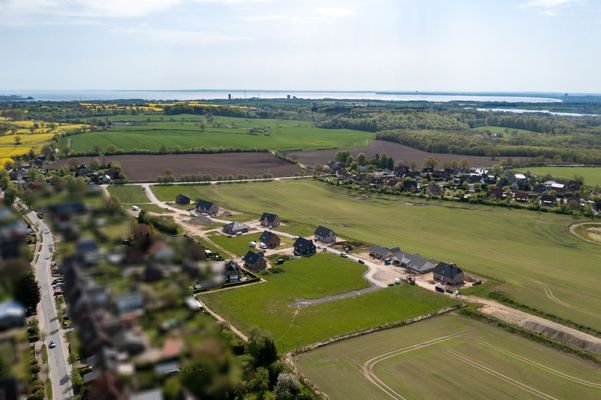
[1,0,600,92]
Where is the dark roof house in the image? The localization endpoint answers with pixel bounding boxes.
[314,225,336,244]
[433,262,464,285]
[259,212,280,227]
[259,230,280,249]
[294,237,316,256]
[196,200,219,216]
[223,221,249,235]
[176,194,191,205]
[243,251,267,271]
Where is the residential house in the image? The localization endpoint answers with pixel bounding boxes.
[514,191,529,202]
[243,251,267,271]
[428,182,442,196]
[76,239,101,266]
[224,260,242,283]
[259,212,280,227]
[541,194,557,206]
[223,221,249,235]
[433,262,464,285]
[115,291,145,315]
[489,187,505,200]
[259,230,280,249]
[393,252,437,274]
[0,300,26,330]
[293,237,316,256]
[195,200,219,216]
[369,245,400,260]
[175,194,191,206]
[147,241,175,262]
[314,225,336,244]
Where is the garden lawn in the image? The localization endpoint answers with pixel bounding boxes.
[152,179,601,331]
[199,252,455,352]
[208,231,292,256]
[107,185,151,204]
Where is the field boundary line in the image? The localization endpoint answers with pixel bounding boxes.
[474,339,601,389]
[543,286,594,316]
[361,331,470,400]
[447,351,559,400]
[283,307,461,400]
[568,222,601,246]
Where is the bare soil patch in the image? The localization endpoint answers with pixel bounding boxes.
[52,152,302,182]
[285,140,528,168]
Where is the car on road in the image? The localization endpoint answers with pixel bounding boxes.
[357,259,365,264]
[36,212,44,219]
[131,205,140,212]
[48,340,56,349]
[340,252,348,258]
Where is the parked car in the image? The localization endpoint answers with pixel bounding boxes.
[131,205,140,212]
[48,340,56,349]
[276,258,285,265]
[249,241,257,247]
[357,259,365,265]
[259,242,267,249]
[340,252,348,258]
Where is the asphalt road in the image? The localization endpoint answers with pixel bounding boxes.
[27,209,73,399]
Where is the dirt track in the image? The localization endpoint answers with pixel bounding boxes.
[285,140,527,168]
[52,152,302,182]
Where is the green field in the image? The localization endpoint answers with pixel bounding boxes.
[152,180,601,331]
[107,185,151,204]
[60,116,374,153]
[209,231,293,256]
[199,252,455,352]
[296,313,601,400]
[517,166,601,187]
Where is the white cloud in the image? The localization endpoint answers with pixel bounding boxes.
[118,26,251,45]
[523,0,581,15]
[242,5,358,24]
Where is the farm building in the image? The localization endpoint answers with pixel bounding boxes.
[176,194,191,205]
[259,212,280,227]
[196,200,219,216]
[294,237,316,256]
[314,225,336,244]
[259,230,280,249]
[243,251,266,271]
[433,262,464,285]
[223,221,249,235]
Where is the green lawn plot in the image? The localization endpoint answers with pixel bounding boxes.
[151,180,601,331]
[199,252,455,352]
[60,116,374,153]
[208,231,293,257]
[517,166,601,187]
[107,185,150,204]
[296,313,601,400]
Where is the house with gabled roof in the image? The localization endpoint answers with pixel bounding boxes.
[243,250,266,271]
[259,230,280,249]
[433,262,464,285]
[223,221,249,235]
[176,194,191,206]
[369,245,400,260]
[293,237,316,256]
[314,225,336,244]
[259,212,280,227]
[392,251,437,274]
[195,200,219,216]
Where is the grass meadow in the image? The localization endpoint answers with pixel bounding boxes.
[199,252,455,352]
[60,116,374,153]
[296,313,601,400]
[517,166,601,187]
[152,179,601,331]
